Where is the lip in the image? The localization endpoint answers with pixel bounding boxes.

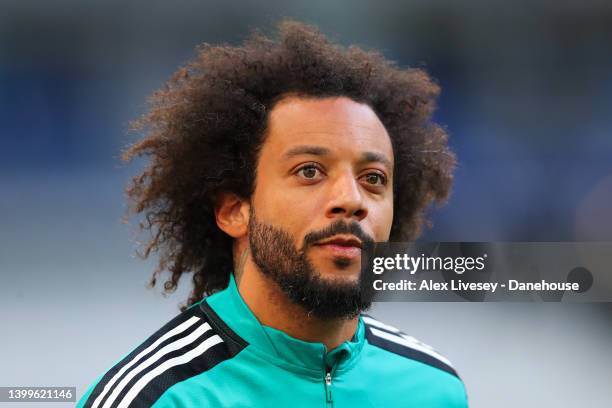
[315,235,363,248]
[313,235,362,259]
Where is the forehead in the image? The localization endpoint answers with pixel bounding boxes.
[263,96,393,162]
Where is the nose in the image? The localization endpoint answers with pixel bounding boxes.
[325,171,368,221]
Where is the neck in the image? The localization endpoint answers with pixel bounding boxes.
[234,251,358,351]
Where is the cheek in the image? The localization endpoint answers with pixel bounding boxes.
[387,198,394,234]
[371,199,394,240]
[252,185,316,233]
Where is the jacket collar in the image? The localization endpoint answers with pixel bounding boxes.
[204,272,366,375]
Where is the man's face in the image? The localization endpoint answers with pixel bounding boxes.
[248,95,394,319]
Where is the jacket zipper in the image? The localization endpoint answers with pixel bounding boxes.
[324,366,333,406]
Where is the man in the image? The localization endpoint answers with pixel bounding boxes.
[78,21,467,407]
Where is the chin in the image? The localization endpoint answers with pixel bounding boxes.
[316,260,361,282]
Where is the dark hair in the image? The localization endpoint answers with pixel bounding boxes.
[124,20,455,309]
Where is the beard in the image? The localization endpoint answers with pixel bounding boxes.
[248,206,376,320]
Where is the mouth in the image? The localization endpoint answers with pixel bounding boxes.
[313,235,362,259]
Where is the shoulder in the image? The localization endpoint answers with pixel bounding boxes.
[78,301,247,408]
[361,313,461,380]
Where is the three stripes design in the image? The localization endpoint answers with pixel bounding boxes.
[90,316,223,408]
[362,315,455,370]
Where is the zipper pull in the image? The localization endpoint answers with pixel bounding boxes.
[325,369,333,403]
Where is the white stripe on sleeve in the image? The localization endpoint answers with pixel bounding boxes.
[116,335,224,408]
[369,327,454,369]
[91,316,201,408]
[362,316,401,333]
[101,322,212,408]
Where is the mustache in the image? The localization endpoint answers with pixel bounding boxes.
[301,220,375,249]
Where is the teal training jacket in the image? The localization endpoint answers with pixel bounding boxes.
[77,273,468,407]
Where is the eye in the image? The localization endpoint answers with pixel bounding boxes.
[294,163,325,181]
[360,171,387,186]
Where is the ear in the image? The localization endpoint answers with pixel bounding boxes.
[214,192,250,238]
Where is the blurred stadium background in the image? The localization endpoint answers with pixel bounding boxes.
[1,1,611,407]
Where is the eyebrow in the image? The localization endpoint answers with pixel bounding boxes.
[282,145,393,169]
[361,151,393,169]
[283,145,331,159]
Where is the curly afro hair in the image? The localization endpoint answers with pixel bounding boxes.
[124,20,455,309]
